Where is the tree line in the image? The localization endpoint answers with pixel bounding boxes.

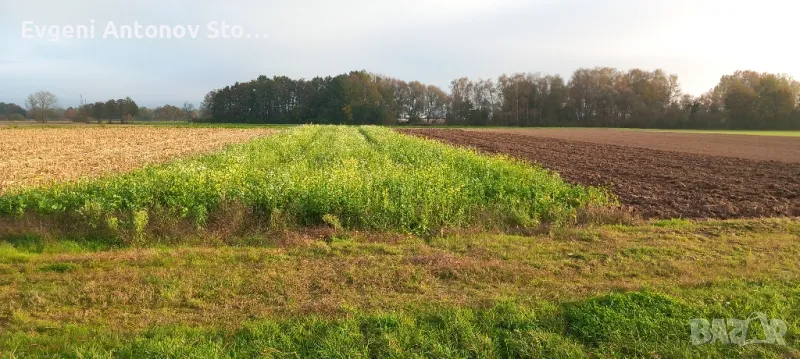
[200,69,800,130]
[7,68,799,130]
[71,99,197,123]
[201,73,449,125]
[74,101,197,122]
[0,102,26,122]
[1,92,198,123]
[72,97,140,123]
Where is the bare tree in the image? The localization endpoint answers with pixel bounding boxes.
[182,102,196,121]
[25,91,58,122]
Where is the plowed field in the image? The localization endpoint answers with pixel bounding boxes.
[466,128,800,163]
[402,129,800,219]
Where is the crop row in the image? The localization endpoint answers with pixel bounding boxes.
[0,126,615,235]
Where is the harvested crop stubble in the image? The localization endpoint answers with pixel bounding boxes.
[0,126,273,194]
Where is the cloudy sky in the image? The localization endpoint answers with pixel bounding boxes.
[1,0,798,107]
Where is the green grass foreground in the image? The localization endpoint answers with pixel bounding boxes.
[0,218,798,357]
[0,126,613,237]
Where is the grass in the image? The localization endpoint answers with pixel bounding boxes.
[0,218,798,357]
[0,125,614,239]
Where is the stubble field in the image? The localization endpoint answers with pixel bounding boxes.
[0,126,273,194]
[0,125,798,358]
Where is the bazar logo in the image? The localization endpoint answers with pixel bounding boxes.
[690,313,787,346]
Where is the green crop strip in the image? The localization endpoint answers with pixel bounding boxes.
[0,126,614,236]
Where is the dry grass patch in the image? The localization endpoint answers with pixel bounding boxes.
[0,126,273,193]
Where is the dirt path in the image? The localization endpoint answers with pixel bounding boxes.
[402,129,800,220]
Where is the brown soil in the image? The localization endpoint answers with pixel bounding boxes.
[466,128,800,163]
[402,129,800,220]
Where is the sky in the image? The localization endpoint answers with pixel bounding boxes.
[1,0,799,108]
